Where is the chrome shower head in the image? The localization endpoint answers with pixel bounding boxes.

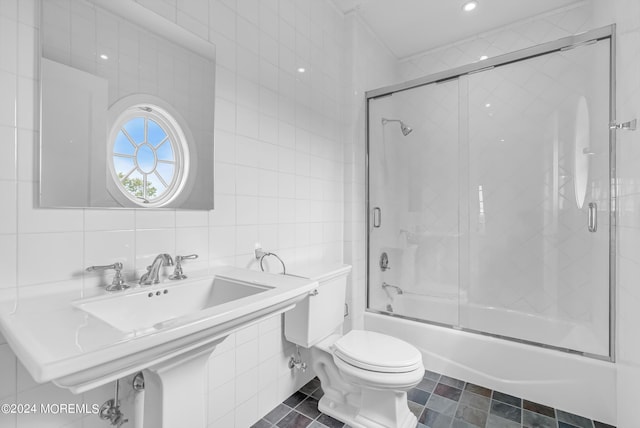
[381,118,413,136]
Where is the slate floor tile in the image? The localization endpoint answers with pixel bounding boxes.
[493,391,522,408]
[523,400,555,418]
[490,400,521,423]
[433,383,463,401]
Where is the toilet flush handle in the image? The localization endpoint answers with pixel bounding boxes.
[309,289,319,296]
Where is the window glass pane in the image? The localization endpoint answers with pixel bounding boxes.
[147,174,167,200]
[156,162,175,185]
[123,117,145,143]
[156,140,174,161]
[136,144,156,174]
[114,131,136,155]
[121,170,146,199]
[113,156,135,176]
[147,119,168,146]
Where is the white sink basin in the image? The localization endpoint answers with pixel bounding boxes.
[0,266,318,394]
[73,276,273,332]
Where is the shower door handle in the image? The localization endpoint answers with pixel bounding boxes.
[588,202,597,232]
[373,207,381,228]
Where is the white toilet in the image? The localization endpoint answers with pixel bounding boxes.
[285,265,424,428]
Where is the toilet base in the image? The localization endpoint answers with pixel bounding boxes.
[318,390,417,428]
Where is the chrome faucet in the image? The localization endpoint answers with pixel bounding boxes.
[139,254,174,285]
[382,282,403,295]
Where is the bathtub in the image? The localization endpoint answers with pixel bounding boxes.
[365,299,616,425]
[382,292,609,356]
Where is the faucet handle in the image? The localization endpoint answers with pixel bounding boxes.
[176,254,198,262]
[86,262,131,292]
[169,254,198,280]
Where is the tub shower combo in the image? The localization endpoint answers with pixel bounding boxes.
[365,26,622,423]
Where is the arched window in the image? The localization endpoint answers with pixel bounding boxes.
[108,103,189,207]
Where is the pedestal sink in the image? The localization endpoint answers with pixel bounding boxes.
[0,266,319,428]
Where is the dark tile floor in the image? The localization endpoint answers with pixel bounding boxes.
[251,370,616,428]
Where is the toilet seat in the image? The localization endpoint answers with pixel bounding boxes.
[333,330,422,373]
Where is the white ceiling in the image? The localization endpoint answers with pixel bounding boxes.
[331,0,582,59]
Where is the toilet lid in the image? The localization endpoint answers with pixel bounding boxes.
[333,330,422,373]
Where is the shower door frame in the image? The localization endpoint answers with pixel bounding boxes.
[365,24,617,361]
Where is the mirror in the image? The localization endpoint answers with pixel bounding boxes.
[39,0,215,209]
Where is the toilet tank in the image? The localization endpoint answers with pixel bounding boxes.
[284,264,352,348]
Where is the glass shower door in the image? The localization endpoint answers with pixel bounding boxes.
[368,79,460,326]
[460,39,611,356]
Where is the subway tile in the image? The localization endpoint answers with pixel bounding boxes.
[209,225,236,259]
[16,76,34,130]
[0,70,16,127]
[0,234,16,289]
[18,182,84,233]
[257,382,280,420]
[0,181,16,235]
[209,380,236,423]
[235,366,259,406]
[135,209,175,230]
[175,227,209,272]
[210,194,236,226]
[84,209,135,232]
[17,232,83,286]
[235,338,259,375]
[84,230,135,287]
[17,382,82,428]
[209,348,236,391]
[235,394,259,428]
[0,344,16,399]
[210,2,235,41]
[134,228,176,273]
[0,126,15,181]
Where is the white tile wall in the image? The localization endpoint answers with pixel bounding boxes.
[6,0,638,426]
[0,0,361,426]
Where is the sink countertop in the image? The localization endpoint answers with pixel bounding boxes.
[0,266,318,388]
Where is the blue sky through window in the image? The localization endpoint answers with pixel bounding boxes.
[113,115,177,202]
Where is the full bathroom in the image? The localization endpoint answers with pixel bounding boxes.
[0,0,639,427]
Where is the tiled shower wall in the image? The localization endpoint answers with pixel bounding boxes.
[0,0,396,427]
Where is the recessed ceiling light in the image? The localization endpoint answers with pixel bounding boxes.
[479,55,488,60]
[485,103,491,108]
[99,53,109,60]
[297,67,306,73]
[462,1,478,12]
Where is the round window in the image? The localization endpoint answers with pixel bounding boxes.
[108,103,189,207]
